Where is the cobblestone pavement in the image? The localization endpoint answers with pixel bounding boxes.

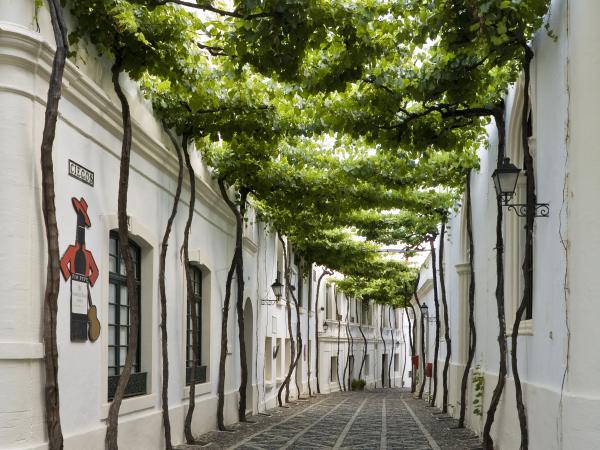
[178,389,482,450]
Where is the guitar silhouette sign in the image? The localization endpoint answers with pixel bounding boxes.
[60,197,100,342]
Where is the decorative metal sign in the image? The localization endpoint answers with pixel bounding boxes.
[68,159,94,186]
[60,197,100,342]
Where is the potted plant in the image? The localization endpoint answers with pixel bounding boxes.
[351,379,366,391]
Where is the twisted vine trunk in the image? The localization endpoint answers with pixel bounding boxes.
[218,182,249,422]
[182,139,198,443]
[335,293,342,392]
[314,271,330,393]
[41,2,68,447]
[418,307,426,399]
[283,293,295,403]
[483,105,508,450]
[105,54,139,450]
[459,170,477,428]
[232,190,249,421]
[348,317,354,387]
[343,300,350,391]
[409,274,420,393]
[292,284,303,399]
[277,236,296,404]
[440,221,452,413]
[358,320,367,381]
[348,304,355,388]
[430,238,441,407]
[217,252,236,429]
[307,267,313,397]
[380,306,386,388]
[388,307,394,388]
[407,303,416,392]
[401,312,407,387]
[216,179,239,430]
[511,44,535,450]
[159,130,184,450]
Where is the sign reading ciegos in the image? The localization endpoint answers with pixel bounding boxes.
[68,159,94,187]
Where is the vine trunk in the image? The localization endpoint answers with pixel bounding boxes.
[158,130,184,449]
[41,1,68,448]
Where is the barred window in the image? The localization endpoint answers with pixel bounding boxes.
[186,266,204,385]
[108,232,145,400]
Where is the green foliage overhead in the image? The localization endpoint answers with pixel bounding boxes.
[336,259,418,307]
[62,0,551,308]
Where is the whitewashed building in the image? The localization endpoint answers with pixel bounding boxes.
[413,1,600,448]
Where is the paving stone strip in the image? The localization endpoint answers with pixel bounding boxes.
[401,394,483,450]
[380,398,387,450]
[331,397,368,449]
[401,399,442,450]
[279,397,352,449]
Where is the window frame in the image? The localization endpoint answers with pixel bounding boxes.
[185,265,206,385]
[107,231,146,401]
[330,356,338,382]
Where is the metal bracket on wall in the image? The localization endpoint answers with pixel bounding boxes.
[504,202,550,218]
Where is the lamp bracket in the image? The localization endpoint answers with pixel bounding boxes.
[503,201,550,218]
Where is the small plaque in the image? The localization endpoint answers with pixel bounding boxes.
[71,276,88,315]
[68,159,94,186]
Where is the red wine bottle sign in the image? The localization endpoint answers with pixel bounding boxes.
[60,197,100,342]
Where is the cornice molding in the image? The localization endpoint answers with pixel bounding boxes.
[242,236,258,254]
[0,23,235,227]
[417,278,433,297]
[455,262,471,274]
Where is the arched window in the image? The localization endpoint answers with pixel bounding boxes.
[456,198,471,363]
[505,72,535,334]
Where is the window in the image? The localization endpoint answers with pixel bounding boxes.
[294,255,303,308]
[264,337,273,382]
[186,266,206,385]
[326,286,333,320]
[334,288,341,321]
[276,338,284,379]
[108,232,146,400]
[394,354,399,372]
[361,301,370,326]
[364,354,370,376]
[330,356,338,382]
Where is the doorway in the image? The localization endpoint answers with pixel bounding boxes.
[244,299,254,414]
[381,354,388,387]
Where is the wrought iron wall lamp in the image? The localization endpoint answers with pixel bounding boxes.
[492,157,549,217]
[261,278,284,305]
